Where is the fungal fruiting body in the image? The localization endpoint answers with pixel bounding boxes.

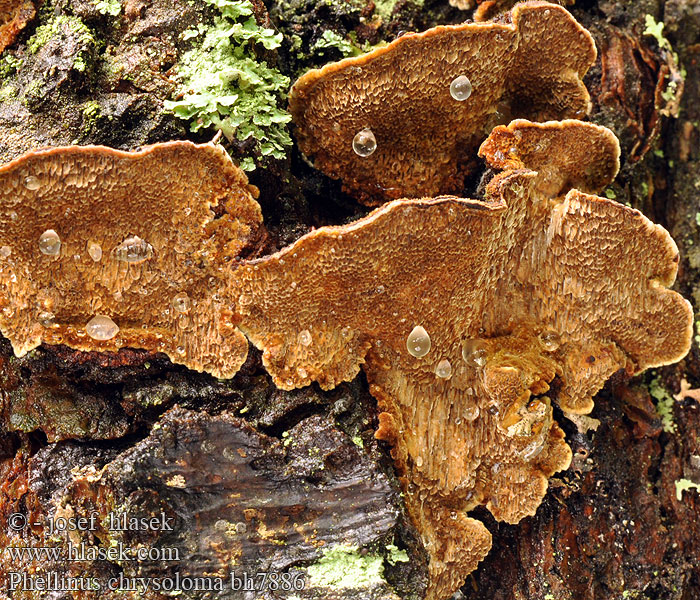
[289,1,596,204]
[0,141,261,377]
[231,120,692,600]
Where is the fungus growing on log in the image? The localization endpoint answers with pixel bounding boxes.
[0,0,34,53]
[289,1,596,205]
[232,120,692,599]
[0,141,261,377]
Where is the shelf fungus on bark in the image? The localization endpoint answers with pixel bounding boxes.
[0,141,261,378]
[288,1,596,205]
[231,119,693,600]
[0,0,35,53]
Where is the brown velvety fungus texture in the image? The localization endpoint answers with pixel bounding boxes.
[231,119,692,600]
[0,0,34,53]
[288,1,596,205]
[0,141,261,378]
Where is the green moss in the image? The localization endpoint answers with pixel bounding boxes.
[307,545,384,589]
[94,0,122,16]
[604,188,617,200]
[649,376,677,433]
[675,478,700,501]
[164,0,291,170]
[27,15,93,54]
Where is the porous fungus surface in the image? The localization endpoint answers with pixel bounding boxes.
[289,1,596,205]
[0,141,261,377]
[0,0,34,53]
[232,120,693,599]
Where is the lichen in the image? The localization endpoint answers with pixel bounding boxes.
[675,478,700,501]
[93,0,122,16]
[306,544,385,589]
[643,15,686,107]
[164,0,292,170]
[0,55,22,80]
[385,543,409,566]
[649,376,677,433]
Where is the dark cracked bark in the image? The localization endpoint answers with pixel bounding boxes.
[0,0,699,599]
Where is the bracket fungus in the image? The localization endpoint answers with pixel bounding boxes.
[0,0,34,53]
[289,1,596,204]
[231,119,692,599]
[0,141,261,377]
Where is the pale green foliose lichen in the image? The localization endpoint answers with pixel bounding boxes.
[93,0,122,16]
[306,544,385,589]
[643,15,686,105]
[675,478,700,501]
[164,0,292,170]
[385,543,409,566]
[649,376,677,433]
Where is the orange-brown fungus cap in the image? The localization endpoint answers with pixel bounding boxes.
[0,0,34,53]
[289,1,595,205]
[0,141,261,377]
[232,119,692,599]
[474,0,574,22]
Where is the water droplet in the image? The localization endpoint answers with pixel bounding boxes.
[0,246,10,258]
[464,406,480,421]
[435,358,452,379]
[176,345,185,354]
[297,366,308,378]
[352,128,377,157]
[113,235,153,263]
[172,293,191,313]
[341,326,352,339]
[24,176,40,190]
[415,456,424,467]
[86,315,119,340]
[406,325,431,358]
[454,417,462,425]
[38,311,55,327]
[462,338,487,367]
[450,75,473,101]
[38,230,61,256]
[538,330,561,352]
[298,329,312,346]
[87,241,102,262]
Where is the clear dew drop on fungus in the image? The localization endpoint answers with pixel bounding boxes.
[435,358,452,379]
[113,235,153,264]
[0,246,10,258]
[38,229,61,256]
[462,338,487,367]
[298,329,312,347]
[38,311,55,327]
[407,325,431,358]
[86,315,119,341]
[172,293,191,313]
[24,175,40,190]
[538,330,561,352]
[87,241,102,262]
[450,75,473,101]
[352,128,377,157]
